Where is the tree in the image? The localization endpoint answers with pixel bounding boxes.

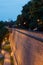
[21,0,43,30]
[0,21,9,49]
[15,0,43,31]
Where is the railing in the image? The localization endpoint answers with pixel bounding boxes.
[15,29,43,42]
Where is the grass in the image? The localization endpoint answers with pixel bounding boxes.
[2,41,14,65]
[2,44,11,53]
[10,56,14,65]
[0,55,4,65]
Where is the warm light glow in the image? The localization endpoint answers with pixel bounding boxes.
[24,22,26,24]
[38,22,42,24]
[2,41,5,46]
[37,19,40,22]
[5,37,7,41]
[5,59,10,63]
[11,52,13,56]
[1,50,5,55]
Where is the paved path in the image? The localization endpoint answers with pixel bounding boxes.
[9,29,43,65]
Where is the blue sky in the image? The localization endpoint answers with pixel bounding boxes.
[0,0,30,21]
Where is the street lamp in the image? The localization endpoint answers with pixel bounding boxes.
[37,19,40,22]
[24,22,26,25]
[37,19,42,24]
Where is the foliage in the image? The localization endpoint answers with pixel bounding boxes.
[10,56,14,65]
[2,43,11,53]
[0,22,9,49]
[0,54,4,65]
[15,0,43,31]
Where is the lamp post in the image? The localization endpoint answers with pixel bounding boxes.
[37,19,42,25]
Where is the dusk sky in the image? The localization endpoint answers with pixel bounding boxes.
[0,0,30,21]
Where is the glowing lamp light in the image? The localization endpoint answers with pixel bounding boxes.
[24,22,26,25]
[37,19,40,22]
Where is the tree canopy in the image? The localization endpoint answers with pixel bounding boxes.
[0,21,9,49]
[15,0,43,31]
